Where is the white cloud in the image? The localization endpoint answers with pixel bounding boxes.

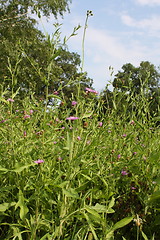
[135,0,160,5]
[121,14,160,32]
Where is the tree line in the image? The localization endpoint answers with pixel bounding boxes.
[0,0,159,120]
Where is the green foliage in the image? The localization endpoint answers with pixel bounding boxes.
[0,83,160,239]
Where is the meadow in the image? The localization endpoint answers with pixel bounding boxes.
[0,85,160,240]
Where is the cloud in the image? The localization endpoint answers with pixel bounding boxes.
[121,14,160,33]
[135,0,160,5]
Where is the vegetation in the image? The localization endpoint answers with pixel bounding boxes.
[0,1,160,239]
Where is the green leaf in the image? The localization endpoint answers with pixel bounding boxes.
[91,203,107,213]
[15,190,29,220]
[62,188,80,199]
[111,216,133,231]
[0,166,8,172]
[81,112,93,119]
[149,191,160,202]
[85,205,102,222]
[141,231,149,240]
[12,164,33,173]
[0,202,16,212]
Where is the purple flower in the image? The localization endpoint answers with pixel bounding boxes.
[0,119,8,123]
[34,159,44,164]
[30,110,34,114]
[23,131,27,137]
[131,186,136,190]
[72,101,77,106]
[61,126,65,129]
[66,116,79,120]
[7,98,14,102]
[24,115,30,119]
[53,91,59,95]
[117,154,121,159]
[85,87,98,94]
[77,136,81,140]
[98,122,103,127]
[121,170,128,176]
[53,141,57,144]
[133,152,137,155]
[122,134,127,137]
[130,120,135,125]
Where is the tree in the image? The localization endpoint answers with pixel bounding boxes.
[112,61,160,119]
[0,0,93,100]
[113,61,160,95]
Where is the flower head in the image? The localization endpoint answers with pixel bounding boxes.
[24,115,30,119]
[98,122,103,127]
[7,98,14,102]
[66,116,79,120]
[77,136,81,140]
[85,87,98,94]
[72,101,77,106]
[34,159,44,164]
[121,170,128,176]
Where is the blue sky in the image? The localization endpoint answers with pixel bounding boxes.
[36,0,160,92]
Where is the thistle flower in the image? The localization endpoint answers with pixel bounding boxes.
[66,116,79,120]
[7,98,14,102]
[24,115,30,119]
[98,122,103,127]
[72,101,77,106]
[85,87,98,94]
[34,159,44,164]
[121,170,128,176]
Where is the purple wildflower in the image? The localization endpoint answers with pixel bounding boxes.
[53,141,57,144]
[131,186,136,190]
[85,87,98,94]
[53,91,59,95]
[34,159,44,164]
[0,119,8,123]
[23,131,27,137]
[66,116,79,120]
[24,115,30,119]
[117,154,121,159]
[77,136,81,140]
[122,134,127,137]
[133,152,137,155]
[98,122,103,127]
[7,98,14,102]
[121,170,128,176]
[72,101,77,106]
[130,120,135,125]
[30,110,34,114]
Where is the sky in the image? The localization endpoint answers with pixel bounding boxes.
[36,0,160,92]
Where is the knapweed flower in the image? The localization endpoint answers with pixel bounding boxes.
[121,170,128,176]
[133,152,137,155]
[53,141,57,144]
[130,120,135,125]
[34,159,44,164]
[7,98,14,102]
[30,109,34,114]
[66,116,79,120]
[85,87,98,94]
[77,136,81,140]
[122,134,127,137]
[72,101,77,106]
[53,91,59,95]
[24,115,30,119]
[117,154,121,159]
[23,131,27,137]
[98,122,103,127]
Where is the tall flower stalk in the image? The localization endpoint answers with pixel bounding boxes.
[81,10,93,72]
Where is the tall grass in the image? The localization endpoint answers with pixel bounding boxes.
[0,79,160,240]
[0,19,160,240]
